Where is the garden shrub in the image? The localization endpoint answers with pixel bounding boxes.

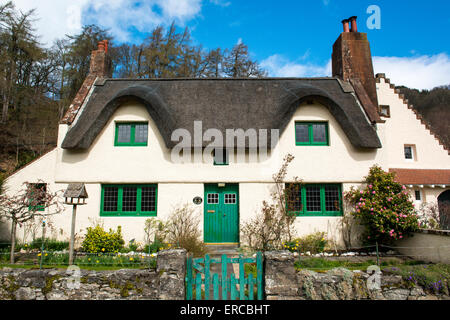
[284,232,328,254]
[241,154,299,251]
[166,204,208,257]
[344,165,419,244]
[81,224,125,253]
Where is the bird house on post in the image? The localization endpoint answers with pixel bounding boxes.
[64,183,88,206]
[64,183,88,265]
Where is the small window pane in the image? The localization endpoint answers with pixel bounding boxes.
[122,187,137,212]
[117,125,131,143]
[306,186,321,212]
[415,190,421,201]
[224,194,237,204]
[312,124,327,143]
[295,124,309,143]
[103,187,119,212]
[208,193,219,204]
[325,185,340,212]
[142,187,156,212]
[134,124,148,143]
[404,146,413,160]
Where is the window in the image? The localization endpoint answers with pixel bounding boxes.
[404,145,416,161]
[28,183,47,212]
[115,123,148,147]
[213,148,229,166]
[207,193,219,204]
[379,105,390,117]
[224,194,237,204]
[101,185,157,216]
[295,122,329,146]
[415,190,422,202]
[286,184,342,216]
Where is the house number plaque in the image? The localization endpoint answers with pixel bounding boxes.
[193,197,203,205]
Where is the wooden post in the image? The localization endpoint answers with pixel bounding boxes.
[375,241,380,266]
[69,204,77,265]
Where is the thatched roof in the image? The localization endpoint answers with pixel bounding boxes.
[61,78,382,150]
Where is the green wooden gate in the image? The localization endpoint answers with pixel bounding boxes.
[186,253,263,300]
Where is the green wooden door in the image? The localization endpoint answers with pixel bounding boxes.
[204,184,239,244]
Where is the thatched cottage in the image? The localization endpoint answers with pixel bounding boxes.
[3,17,450,248]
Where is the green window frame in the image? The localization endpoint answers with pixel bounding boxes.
[295,122,329,146]
[286,184,342,217]
[100,184,157,217]
[213,148,229,166]
[114,122,148,147]
[28,183,47,212]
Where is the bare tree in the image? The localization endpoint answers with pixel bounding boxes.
[241,154,301,251]
[0,182,63,263]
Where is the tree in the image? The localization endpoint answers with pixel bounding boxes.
[0,182,63,263]
[0,2,43,123]
[64,25,113,103]
[222,42,267,78]
[241,154,300,251]
[344,165,419,245]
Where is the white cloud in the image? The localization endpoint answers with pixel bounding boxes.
[262,53,450,89]
[261,54,331,78]
[210,0,231,7]
[12,0,90,46]
[12,0,204,45]
[373,54,450,90]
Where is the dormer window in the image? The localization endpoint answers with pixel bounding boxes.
[115,123,148,147]
[295,122,329,146]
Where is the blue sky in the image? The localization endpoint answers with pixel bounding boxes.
[12,0,450,89]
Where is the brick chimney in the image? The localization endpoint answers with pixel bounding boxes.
[89,40,112,78]
[332,16,380,122]
[60,40,112,124]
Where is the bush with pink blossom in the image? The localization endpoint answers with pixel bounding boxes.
[344,166,419,244]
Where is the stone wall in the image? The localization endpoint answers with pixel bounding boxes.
[264,251,449,300]
[395,230,450,264]
[0,249,186,300]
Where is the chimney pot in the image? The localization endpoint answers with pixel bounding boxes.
[98,41,105,52]
[342,19,350,33]
[349,16,358,32]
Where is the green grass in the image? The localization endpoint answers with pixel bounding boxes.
[0,252,157,270]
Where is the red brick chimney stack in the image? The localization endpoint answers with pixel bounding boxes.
[332,16,380,121]
[89,40,112,78]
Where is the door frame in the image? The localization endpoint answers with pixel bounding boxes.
[203,183,240,245]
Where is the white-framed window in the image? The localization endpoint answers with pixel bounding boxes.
[404,145,416,161]
[207,193,219,204]
[414,190,422,202]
